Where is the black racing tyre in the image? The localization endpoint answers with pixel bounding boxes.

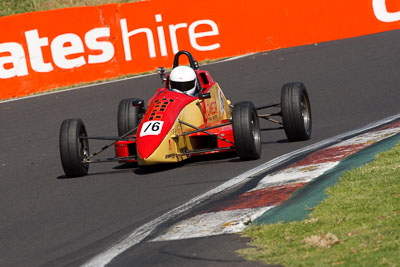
[232,101,262,160]
[117,98,141,137]
[59,119,89,177]
[281,82,312,141]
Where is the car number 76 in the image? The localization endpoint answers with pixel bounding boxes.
[140,121,164,137]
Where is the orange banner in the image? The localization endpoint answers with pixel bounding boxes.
[1,0,400,100]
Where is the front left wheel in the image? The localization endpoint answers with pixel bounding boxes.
[232,101,262,160]
[59,118,89,177]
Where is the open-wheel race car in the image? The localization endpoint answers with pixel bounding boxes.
[59,51,312,177]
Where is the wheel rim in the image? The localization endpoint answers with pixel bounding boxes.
[79,130,89,166]
[301,94,311,131]
[251,112,261,149]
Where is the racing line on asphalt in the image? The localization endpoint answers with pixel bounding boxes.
[83,113,400,267]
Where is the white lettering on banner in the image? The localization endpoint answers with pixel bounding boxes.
[169,23,187,54]
[25,30,53,73]
[0,27,114,79]
[85,27,115,64]
[373,0,400,22]
[189,20,220,51]
[0,14,220,79]
[51,33,86,69]
[0,42,28,79]
[121,18,156,60]
[155,14,168,57]
[121,14,220,60]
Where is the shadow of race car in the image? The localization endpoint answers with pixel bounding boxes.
[59,50,312,177]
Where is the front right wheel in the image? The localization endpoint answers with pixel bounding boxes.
[232,101,262,160]
[281,82,312,141]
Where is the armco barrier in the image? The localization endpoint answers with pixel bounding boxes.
[1,0,400,100]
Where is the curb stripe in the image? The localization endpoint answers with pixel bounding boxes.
[203,183,306,213]
[152,118,400,242]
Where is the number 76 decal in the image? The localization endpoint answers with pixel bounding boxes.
[140,121,164,137]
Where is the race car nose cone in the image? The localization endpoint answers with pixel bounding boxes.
[136,90,195,165]
[136,133,164,161]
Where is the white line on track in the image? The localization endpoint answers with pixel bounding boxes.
[82,113,400,267]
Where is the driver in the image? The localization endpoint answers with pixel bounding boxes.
[169,66,197,96]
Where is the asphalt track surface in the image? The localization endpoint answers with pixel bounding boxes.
[1,30,400,267]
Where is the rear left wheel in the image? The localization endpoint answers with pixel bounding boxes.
[232,101,262,160]
[59,118,89,177]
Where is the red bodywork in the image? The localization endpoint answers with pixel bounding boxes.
[114,69,235,165]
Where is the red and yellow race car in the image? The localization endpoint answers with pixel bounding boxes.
[59,51,312,177]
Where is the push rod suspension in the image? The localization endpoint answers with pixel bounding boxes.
[86,156,137,163]
[166,146,234,158]
[84,126,138,161]
[82,136,135,141]
[256,103,280,110]
[179,122,232,136]
[258,114,283,125]
[178,120,234,145]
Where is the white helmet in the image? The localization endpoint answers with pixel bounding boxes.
[169,65,197,95]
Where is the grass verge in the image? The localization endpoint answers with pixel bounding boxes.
[0,0,138,17]
[238,141,400,266]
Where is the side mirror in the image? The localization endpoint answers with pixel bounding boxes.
[157,67,166,82]
[198,93,211,100]
[132,99,144,107]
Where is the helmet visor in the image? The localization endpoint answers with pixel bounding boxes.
[170,80,196,92]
